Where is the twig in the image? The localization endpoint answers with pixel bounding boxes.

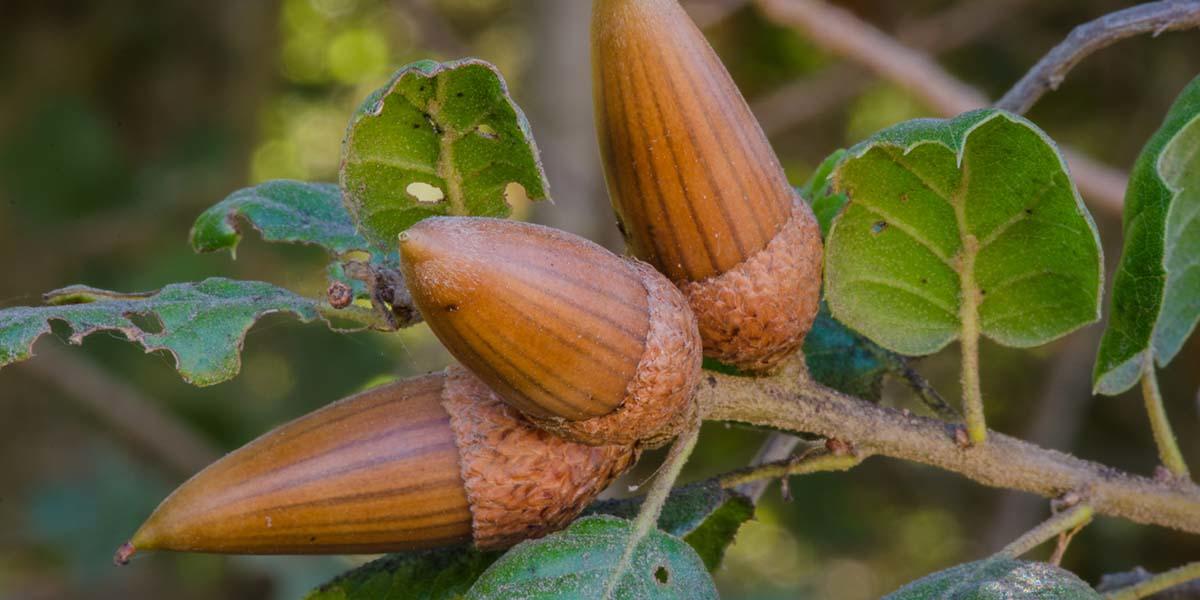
[1105,563,1200,600]
[696,360,1200,535]
[996,0,1200,115]
[19,345,221,479]
[752,0,1130,216]
[735,433,806,501]
[998,503,1093,559]
[719,448,868,489]
[1100,566,1200,599]
[899,364,960,421]
[601,413,701,600]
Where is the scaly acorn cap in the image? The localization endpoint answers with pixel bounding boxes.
[592,0,824,371]
[400,216,702,448]
[117,366,635,562]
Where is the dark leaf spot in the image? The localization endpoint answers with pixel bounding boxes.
[871,221,888,235]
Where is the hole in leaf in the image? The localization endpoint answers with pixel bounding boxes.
[126,312,164,334]
[655,566,670,584]
[871,221,888,235]
[406,182,445,204]
[504,182,530,213]
[476,124,499,140]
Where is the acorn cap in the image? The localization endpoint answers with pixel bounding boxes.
[400,216,702,447]
[120,368,635,559]
[593,0,823,371]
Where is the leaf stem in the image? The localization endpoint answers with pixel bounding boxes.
[602,413,701,600]
[1141,359,1191,480]
[1105,562,1200,600]
[719,449,868,489]
[999,504,1093,559]
[958,234,987,444]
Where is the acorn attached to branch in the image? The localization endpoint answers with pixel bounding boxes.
[592,0,824,372]
[400,216,703,448]
[117,367,636,562]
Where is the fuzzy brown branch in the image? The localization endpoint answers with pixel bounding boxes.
[696,362,1200,535]
[752,0,1131,216]
[996,0,1200,115]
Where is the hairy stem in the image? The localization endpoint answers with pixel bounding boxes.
[602,414,701,599]
[719,449,869,489]
[696,361,1200,535]
[998,504,1093,558]
[996,0,1200,114]
[1141,359,1192,480]
[1105,562,1200,600]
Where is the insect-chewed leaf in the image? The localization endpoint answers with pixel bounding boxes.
[191,180,368,257]
[826,109,1103,356]
[585,480,754,571]
[801,149,850,237]
[884,558,1101,600]
[0,278,321,386]
[467,516,717,600]
[306,547,500,600]
[341,59,550,250]
[1094,75,1200,395]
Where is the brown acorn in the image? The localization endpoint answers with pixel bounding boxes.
[592,0,824,371]
[399,216,702,448]
[117,366,635,561]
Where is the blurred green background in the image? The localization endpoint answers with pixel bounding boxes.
[0,1,1198,598]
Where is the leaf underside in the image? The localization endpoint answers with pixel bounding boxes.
[885,558,1101,600]
[805,302,907,401]
[466,516,717,600]
[341,59,550,250]
[826,109,1103,356]
[306,546,499,600]
[1094,75,1200,395]
[0,278,321,386]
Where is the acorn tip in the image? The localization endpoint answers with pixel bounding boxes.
[113,541,136,566]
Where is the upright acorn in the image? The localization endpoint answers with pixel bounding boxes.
[400,216,702,448]
[118,366,635,561]
[592,0,824,371]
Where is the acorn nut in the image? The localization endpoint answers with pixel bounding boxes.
[400,216,703,448]
[117,366,636,561]
[592,0,824,371]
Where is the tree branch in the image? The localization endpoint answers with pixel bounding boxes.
[696,361,1200,535]
[752,0,1131,216]
[996,0,1200,115]
[1105,563,1200,600]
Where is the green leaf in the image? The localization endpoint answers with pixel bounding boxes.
[0,278,321,386]
[191,180,369,258]
[885,558,1101,599]
[467,516,717,600]
[306,547,500,600]
[826,109,1103,356]
[585,481,754,571]
[341,59,550,249]
[1094,75,1200,395]
[804,302,906,401]
[801,149,849,237]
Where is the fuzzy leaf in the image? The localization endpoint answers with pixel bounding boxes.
[885,559,1101,599]
[585,481,754,571]
[826,110,1103,356]
[191,180,369,257]
[802,149,850,237]
[805,302,906,401]
[467,516,717,600]
[1095,75,1200,395]
[0,278,321,386]
[341,59,549,249]
[306,547,499,600]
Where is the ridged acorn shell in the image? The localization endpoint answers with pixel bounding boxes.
[121,368,635,557]
[400,216,702,447]
[592,0,823,371]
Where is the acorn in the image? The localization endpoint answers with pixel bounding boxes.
[117,366,636,561]
[592,0,824,371]
[399,216,702,448]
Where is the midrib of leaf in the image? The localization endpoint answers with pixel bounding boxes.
[432,78,467,216]
[951,159,987,444]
